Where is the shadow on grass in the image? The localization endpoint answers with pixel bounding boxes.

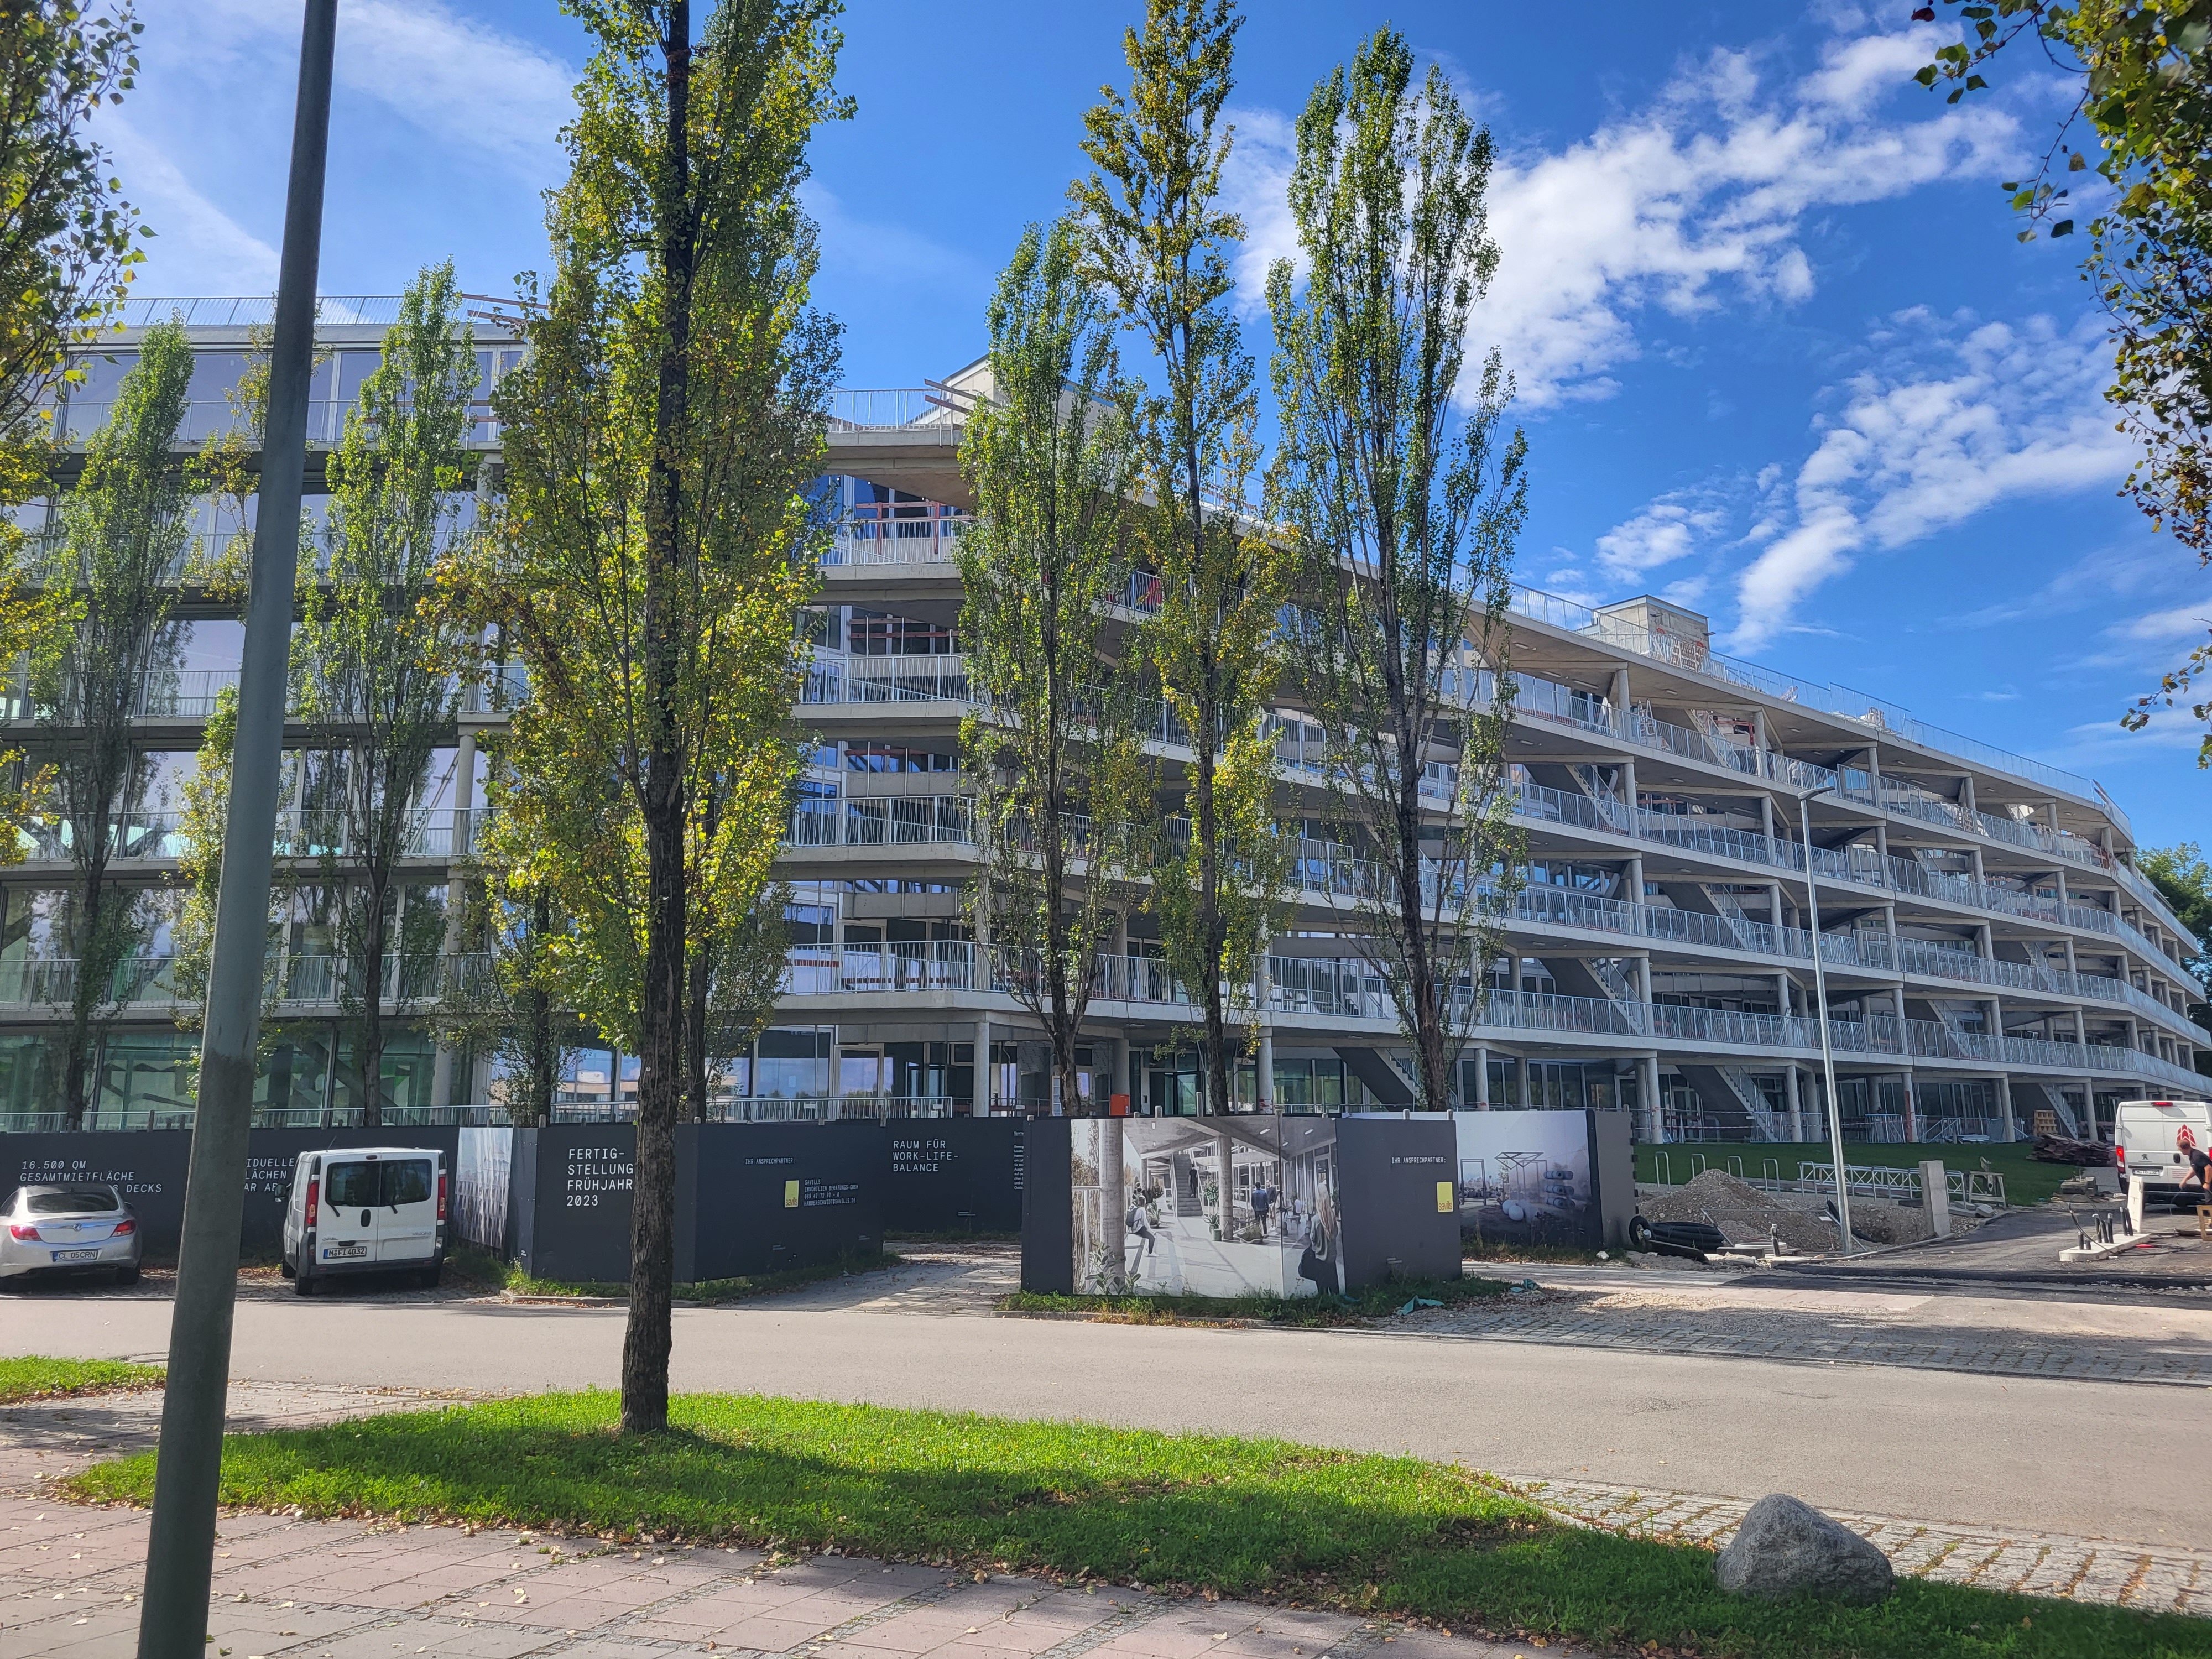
[61,1392,2211,1659]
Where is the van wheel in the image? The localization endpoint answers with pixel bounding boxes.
[294,1269,315,1297]
[418,1262,442,1290]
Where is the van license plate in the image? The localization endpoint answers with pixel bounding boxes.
[52,1248,100,1262]
[325,1243,366,1260]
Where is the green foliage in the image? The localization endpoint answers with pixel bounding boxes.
[0,1354,162,1402]
[290,264,477,1125]
[1919,3,2212,749]
[1266,30,1531,1112]
[62,1391,2210,1656]
[32,316,192,1126]
[0,1,145,488]
[2137,842,2212,1036]
[1071,0,1293,1110]
[958,220,1146,1111]
[456,0,851,1430]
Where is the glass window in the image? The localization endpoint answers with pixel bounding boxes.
[324,1162,377,1207]
[27,1187,121,1213]
[252,1032,331,1115]
[95,1031,197,1123]
[380,1160,433,1207]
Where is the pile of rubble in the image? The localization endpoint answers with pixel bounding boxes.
[1639,1170,1836,1254]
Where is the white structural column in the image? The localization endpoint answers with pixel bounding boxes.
[1470,1044,1490,1108]
[1996,1072,2017,1141]
[972,1014,992,1117]
[1638,1053,1662,1142]
[1783,1062,1804,1141]
[1517,1052,1532,1109]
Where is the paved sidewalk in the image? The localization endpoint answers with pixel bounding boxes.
[1,1503,1554,1659]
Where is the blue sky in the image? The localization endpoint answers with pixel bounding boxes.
[113,0,2212,848]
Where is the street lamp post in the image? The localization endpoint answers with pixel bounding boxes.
[134,6,333,1654]
[1791,784,1855,1254]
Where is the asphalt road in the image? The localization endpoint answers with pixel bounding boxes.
[8,1284,2209,1549]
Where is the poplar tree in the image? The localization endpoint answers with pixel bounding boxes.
[34,318,191,1127]
[467,0,846,1433]
[1071,0,1292,1116]
[0,4,145,863]
[1266,30,1530,1113]
[291,264,478,1126]
[958,219,1144,1119]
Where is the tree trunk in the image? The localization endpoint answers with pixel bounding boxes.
[61,842,111,1132]
[359,878,388,1129]
[530,890,554,1124]
[621,0,693,1439]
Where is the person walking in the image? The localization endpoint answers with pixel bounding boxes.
[1251,1178,1275,1238]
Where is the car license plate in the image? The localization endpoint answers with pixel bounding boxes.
[52,1248,100,1262]
[325,1242,366,1260]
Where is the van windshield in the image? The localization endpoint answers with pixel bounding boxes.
[325,1163,378,1208]
[380,1160,433,1207]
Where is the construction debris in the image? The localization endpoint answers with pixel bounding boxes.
[2032,1133,2113,1167]
[1637,1170,1834,1254]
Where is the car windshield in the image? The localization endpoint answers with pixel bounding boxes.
[26,1188,121,1214]
[324,1162,378,1208]
[380,1160,433,1207]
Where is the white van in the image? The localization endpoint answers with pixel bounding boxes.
[2112,1099,2212,1202]
[281,1146,447,1295]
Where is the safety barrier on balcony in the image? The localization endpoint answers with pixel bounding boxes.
[1503,580,2120,828]
[0,952,488,1011]
[765,940,2202,1089]
[821,515,969,567]
[804,655,972,705]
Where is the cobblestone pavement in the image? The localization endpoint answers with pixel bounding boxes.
[1509,1474,2210,1616]
[1396,1280,2212,1385]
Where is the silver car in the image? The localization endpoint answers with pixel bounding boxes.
[0,1183,143,1285]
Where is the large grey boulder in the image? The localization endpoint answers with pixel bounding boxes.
[1715,1494,1895,1605]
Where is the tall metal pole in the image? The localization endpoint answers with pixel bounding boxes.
[135,6,333,1653]
[1796,787,1854,1253]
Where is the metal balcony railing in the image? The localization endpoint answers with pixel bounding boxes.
[1503,580,2121,830]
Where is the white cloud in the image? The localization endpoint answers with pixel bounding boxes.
[804,184,984,295]
[1225,27,2026,406]
[105,118,278,294]
[1468,36,2020,406]
[1593,493,1731,581]
[169,0,574,180]
[332,0,573,178]
[1221,106,1299,308]
[1726,309,2130,649]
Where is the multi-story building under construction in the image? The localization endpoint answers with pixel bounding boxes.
[4,296,2204,1144]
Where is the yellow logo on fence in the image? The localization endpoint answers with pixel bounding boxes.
[784,1180,800,1209]
[1437,1181,1454,1213]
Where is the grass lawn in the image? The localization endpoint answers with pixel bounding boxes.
[62,1391,2208,1658]
[1462,1239,1613,1266]
[999,1274,1506,1327]
[446,1245,900,1303]
[1636,1141,2079,1207]
[0,1356,164,1402]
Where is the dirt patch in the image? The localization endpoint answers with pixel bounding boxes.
[1638,1170,1837,1253]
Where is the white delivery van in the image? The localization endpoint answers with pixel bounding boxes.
[2111,1099,2212,1202]
[281,1146,446,1295]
